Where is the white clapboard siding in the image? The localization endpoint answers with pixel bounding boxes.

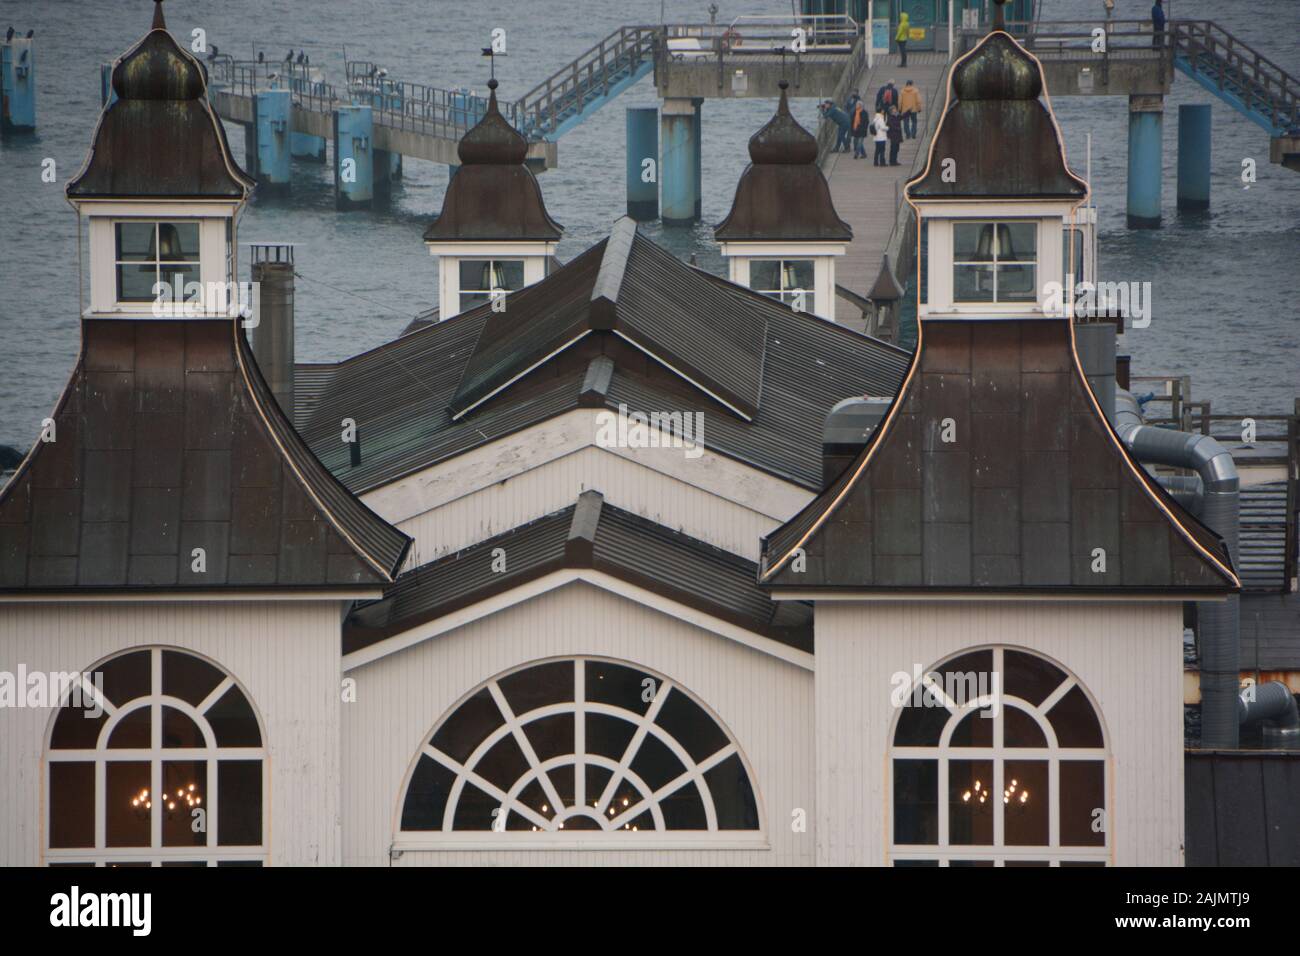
[815,600,1185,867]
[392,445,800,569]
[0,601,344,867]
[342,582,816,867]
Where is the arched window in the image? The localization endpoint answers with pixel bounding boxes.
[45,647,266,866]
[890,647,1109,867]
[398,658,761,840]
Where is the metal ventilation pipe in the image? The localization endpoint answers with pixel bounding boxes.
[1115,388,1241,748]
[1239,681,1300,739]
[822,397,891,489]
[249,242,296,418]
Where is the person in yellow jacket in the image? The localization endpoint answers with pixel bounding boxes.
[899,79,923,140]
[896,13,910,67]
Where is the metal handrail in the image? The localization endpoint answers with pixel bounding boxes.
[514,25,657,139]
[1172,20,1300,131]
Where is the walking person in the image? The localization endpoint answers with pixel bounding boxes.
[871,108,887,166]
[852,99,870,159]
[899,79,922,140]
[886,106,903,166]
[1151,0,1166,50]
[896,12,910,67]
[820,100,852,153]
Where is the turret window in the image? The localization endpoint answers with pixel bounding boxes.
[114,221,200,302]
[952,221,1037,303]
[459,259,524,310]
[751,258,814,306]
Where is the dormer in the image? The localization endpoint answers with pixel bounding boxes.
[423,78,562,320]
[66,2,253,319]
[906,29,1089,320]
[715,81,851,322]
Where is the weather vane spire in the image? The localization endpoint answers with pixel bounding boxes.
[152,0,166,31]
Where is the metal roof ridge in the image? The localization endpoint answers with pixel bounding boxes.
[589,217,637,329]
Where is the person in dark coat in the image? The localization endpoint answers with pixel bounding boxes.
[820,100,852,153]
[875,79,898,113]
[851,99,871,159]
[886,106,903,166]
[1151,0,1166,49]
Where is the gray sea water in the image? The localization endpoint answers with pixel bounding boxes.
[0,0,1296,452]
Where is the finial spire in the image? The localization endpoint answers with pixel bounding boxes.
[152,0,166,30]
[992,0,1008,31]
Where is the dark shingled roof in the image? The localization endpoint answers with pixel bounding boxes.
[906,31,1087,201]
[760,320,1238,594]
[344,491,813,655]
[422,79,562,242]
[295,226,910,494]
[715,83,852,243]
[66,12,253,200]
[451,218,769,420]
[0,320,409,593]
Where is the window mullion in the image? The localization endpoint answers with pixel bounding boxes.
[151,648,162,852]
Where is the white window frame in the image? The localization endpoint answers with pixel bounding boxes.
[457,257,526,313]
[748,257,816,308]
[394,655,768,851]
[44,647,268,867]
[888,646,1111,867]
[951,219,1040,305]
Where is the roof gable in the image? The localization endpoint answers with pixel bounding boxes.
[345,491,812,655]
[449,218,768,421]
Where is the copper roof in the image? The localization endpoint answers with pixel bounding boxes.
[0,320,409,593]
[66,5,253,200]
[422,79,562,242]
[907,31,1087,201]
[760,320,1238,594]
[715,83,852,242]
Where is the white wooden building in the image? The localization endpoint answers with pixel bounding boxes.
[0,8,1238,867]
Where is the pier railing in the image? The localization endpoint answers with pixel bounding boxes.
[1171,20,1300,134]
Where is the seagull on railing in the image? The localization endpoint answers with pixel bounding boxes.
[26,28,33,38]
[207,44,218,61]
[5,27,13,42]
[285,49,294,63]
[257,51,264,63]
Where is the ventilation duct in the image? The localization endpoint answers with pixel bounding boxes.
[249,242,296,418]
[1115,388,1242,749]
[822,397,891,489]
[1239,680,1300,739]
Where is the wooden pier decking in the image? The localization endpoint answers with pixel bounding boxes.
[824,52,950,329]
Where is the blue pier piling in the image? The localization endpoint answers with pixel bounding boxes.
[625,107,659,221]
[1177,103,1212,212]
[692,99,702,221]
[661,98,702,226]
[333,104,374,210]
[1,36,36,132]
[1126,94,1164,229]
[254,89,292,195]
